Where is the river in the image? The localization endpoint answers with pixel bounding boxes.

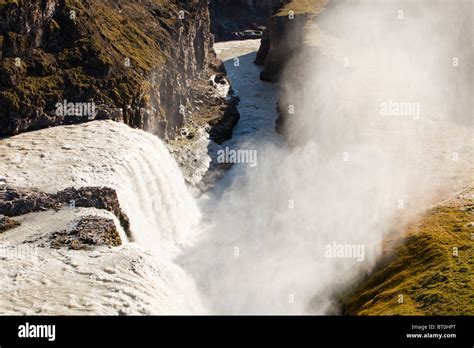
[179,32,474,314]
[0,34,471,315]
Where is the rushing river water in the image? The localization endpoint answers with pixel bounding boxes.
[179,40,296,314]
[180,34,473,314]
[0,39,284,315]
[202,40,283,198]
[213,40,281,148]
[0,32,471,315]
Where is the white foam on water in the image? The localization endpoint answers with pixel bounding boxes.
[0,120,205,314]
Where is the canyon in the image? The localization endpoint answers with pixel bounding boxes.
[0,0,472,316]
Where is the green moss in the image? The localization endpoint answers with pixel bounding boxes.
[0,0,191,135]
[341,192,474,315]
[0,90,20,111]
[1,57,26,75]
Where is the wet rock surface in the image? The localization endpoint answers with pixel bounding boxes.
[0,214,20,233]
[258,14,310,82]
[0,186,131,240]
[50,215,122,250]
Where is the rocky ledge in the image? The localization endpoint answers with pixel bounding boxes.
[254,0,329,138]
[256,0,328,82]
[49,215,122,250]
[0,185,131,240]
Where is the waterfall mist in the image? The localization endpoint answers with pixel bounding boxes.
[182,0,473,314]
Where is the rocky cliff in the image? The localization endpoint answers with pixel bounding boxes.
[209,0,280,42]
[254,0,328,139]
[0,185,131,240]
[257,12,308,81]
[0,0,238,142]
[256,0,327,81]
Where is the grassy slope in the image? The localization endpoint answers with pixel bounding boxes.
[341,189,474,315]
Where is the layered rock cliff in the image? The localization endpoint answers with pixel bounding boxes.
[0,0,238,142]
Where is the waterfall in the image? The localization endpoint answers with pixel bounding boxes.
[180,0,473,313]
[83,123,202,253]
[77,121,201,252]
[0,120,201,253]
[0,120,205,314]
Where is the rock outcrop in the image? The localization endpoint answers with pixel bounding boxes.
[0,185,131,239]
[50,215,122,250]
[0,0,238,142]
[0,214,19,233]
[258,14,309,82]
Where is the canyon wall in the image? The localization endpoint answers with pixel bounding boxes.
[257,12,309,81]
[254,0,328,138]
[256,0,327,81]
[0,0,238,142]
[209,0,281,41]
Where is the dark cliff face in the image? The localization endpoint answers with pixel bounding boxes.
[254,0,328,138]
[258,13,308,82]
[0,0,238,141]
[209,0,281,42]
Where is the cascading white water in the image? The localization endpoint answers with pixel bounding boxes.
[0,120,205,314]
[0,0,471,315]
[180,1,473,314]
[0,120,200,252]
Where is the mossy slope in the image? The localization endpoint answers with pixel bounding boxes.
[341,189,474,315]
